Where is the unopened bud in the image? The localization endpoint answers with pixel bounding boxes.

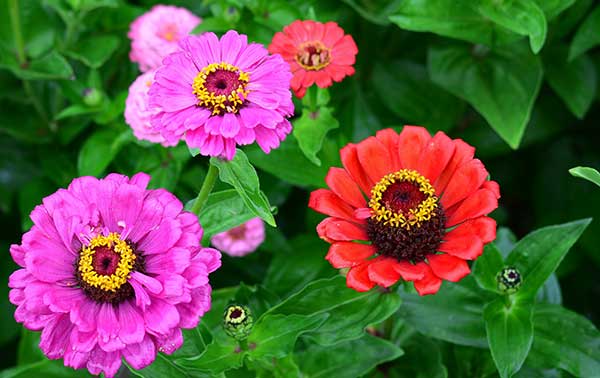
[83,88,103,107]
[223,304,253,341]
[497,266,522,294]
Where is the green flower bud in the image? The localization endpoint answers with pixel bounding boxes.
[83,88,103,107]
[497,266,522,294]
[223,304,253,341]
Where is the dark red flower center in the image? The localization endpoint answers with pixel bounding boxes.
[205,69,243,96]
[192,62,250,115]
[296,41,331,70]
[228,224,247,241]
[381,181,427,215]
[91,246,120,275]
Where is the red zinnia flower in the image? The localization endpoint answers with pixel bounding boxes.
[268,20,358,98]
[309,126,500,295]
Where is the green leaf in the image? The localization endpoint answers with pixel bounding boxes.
[54,104,101,121]
[77,128,132,176]
[473,243,505,293]
[484,297,534,378]
[477,0,547,53]
[266,276,401,345]
[544,47,596,119]
[293,107,339,166]
[392,333,448,378]
[506,218,591,299]
[568,5,600,61]
[234,284,280,320]
[128,354,194,378]
[535,274,562,305]
[17,178,55,231]
[177,330,243,375]
[65,35,120,68]
[371,60,464,132]
[0,359,88,378]
[0,50,73,80]
[398,277,492,348]
[210,150,276,227]
[295,332,404,378]
[535,0,576,21]
[569,166,600,188]
[428,42,543,149]
[341,0,403,25]
[527,304,600,377]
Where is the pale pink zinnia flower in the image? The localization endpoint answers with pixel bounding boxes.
[8,173,221,377]
[125,70,176,147]
[128,5,201,72]
[148,30,294,160]
[210,218,265,257]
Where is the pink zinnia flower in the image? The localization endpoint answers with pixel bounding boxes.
[128,5,201,72]
[125,70,176,147]
[149,30,294,160]
[8,173,221,377]
[210,218,265,257]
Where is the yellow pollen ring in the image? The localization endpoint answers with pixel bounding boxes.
[78,233,136,292]
[368,169,439,230]
[192,62,250,115]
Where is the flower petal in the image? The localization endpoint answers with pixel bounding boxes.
[340,144,373,194]
[316,218,368,242]
[413,263,442,295]
[308,189,356,222]
[438,236,484,260]
[446,189,498,227]
[416,131,455,183]
[346,262,376,292]
[367,257,402,287]
[326,242,376,268]
[397,126,431,170]
[325,167,366,208]
[445,216,497,243]
[428,254,471,282]
[356,136,392,184]
[440,159,488,209]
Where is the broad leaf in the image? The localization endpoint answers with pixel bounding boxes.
[0,360,88,378]
[428,42,543,149]
[342,0,403,25]
[506,219,591,299]
[473,243,505,293]
[569,166,600,188]
[568,5,600,61]
[77,128,132,176]
[129,354,199,378]
[392,333,448,378]
[534,0,576,20]
[65,35,120,68]
[295,333,404,378]
[293,107,339,166]
[0,50,73,80]
[210,150,276,227]
[484,297,534,378]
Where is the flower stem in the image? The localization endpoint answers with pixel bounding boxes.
[190,163,219,215]
[238,338,249,351]
[308,85,319,113]
[8,0,25,64]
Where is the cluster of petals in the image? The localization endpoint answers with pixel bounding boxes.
[210,218,265,257]
[8,173,221,377]
[149,30,294,160]
[124,70,176,147]
[269,20,358,98]
[128,5,201,72]
[309,126,500,295]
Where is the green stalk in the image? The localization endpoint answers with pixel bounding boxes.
[190,163,219,215]
[8,0,26,64]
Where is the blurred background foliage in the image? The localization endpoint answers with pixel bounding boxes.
[0,0,599,377]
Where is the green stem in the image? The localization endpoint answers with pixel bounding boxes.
[308,85,319,113]
[8,0,26,64]
[190,163,219,215]
[238,338,249,352]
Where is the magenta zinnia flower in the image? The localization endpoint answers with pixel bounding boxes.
[125,70,176,147]
[8,173,221,377]
[149,30,294,160]
[210,218,265,257]
[128,5,201,72]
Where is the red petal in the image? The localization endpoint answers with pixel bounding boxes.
[446,189,498,227]
[326,242,376,268]
[394,260,426,281]
[416,131,455,184]
[438,236,484,260]
[340,144,373,194]
[483,180,501,199]
[434,139,475,194]
[357,136,392,184]
[397,126,431,170]
[445,216,497,243]
[309,189,355,222]
[317,218,368,242]
[367,257,402,287]
[440,159,488,209]
[428,254,471,282]
[346,262,376,292]
[375,128,401,171]
[413,263,442,296]
[325,167,365,208]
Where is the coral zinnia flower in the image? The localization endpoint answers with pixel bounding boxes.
[149,30,294,160]
[210,218,265,257]
[268,20,358,98]
[125,70,176,147]
[8,173,221,377]
[309,126,500,295]
[128,5,201,72]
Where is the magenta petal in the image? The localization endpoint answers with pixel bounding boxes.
[220,113,240,138]
[123,335,156,369]
[39,314,73,358]
[131,271,163,294]
[97,303,125,352]
[87,348,121,378]
[144,298,179,335]
[118,300,145,344]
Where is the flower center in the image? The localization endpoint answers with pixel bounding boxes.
[367,170,446,262]
[158,23,179,42]
[295,41,331,71]
[76,233,143,303]
[192,62,250,115]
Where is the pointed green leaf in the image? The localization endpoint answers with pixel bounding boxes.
[128,354,197,378]
[568,5,600,60]
[293,107,339,166]
[0,50,73,80]
[534,0,576,20]
[473,243,505,293]
[65,35,120,68]
[569,166,600,188]
[77,128,133,176]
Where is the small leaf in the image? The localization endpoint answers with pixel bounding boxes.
[484,297,534,378]
[210,150,276,227]
[569,166,600,188]
[534,0,576,20]
[293,107,339,166]
[77,128,133,176]
[428,42,543,149]
[568,5,600,61]
[0,50,73,80]
[506,218,591,299]
[473,243,505,293]
[65,35,120,68]
[177,330,242,375]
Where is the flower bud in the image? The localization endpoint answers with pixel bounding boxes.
[497,266,522,294]
[83,88,103,107]
[223,304,253,341]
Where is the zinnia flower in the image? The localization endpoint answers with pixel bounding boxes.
[268,20,358,98]
[149,30,294,160]
[128,5,201,72]
[210,218,265,257]
[8,173,221,377]
[309,126,500,295]
[125,70,176,147]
